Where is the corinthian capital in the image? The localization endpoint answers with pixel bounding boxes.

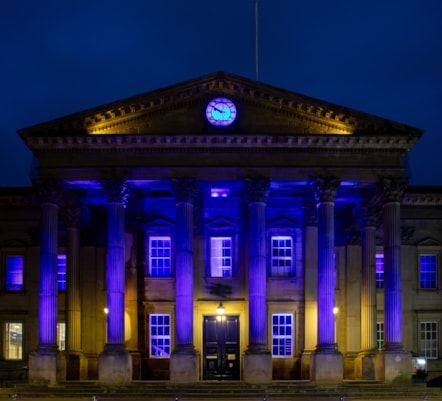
[33,179,64,205]
[380,178,407,203]
[243,177,271,204]
[172,178,198,203]
[101,179,130,205]
[311,178,340,204]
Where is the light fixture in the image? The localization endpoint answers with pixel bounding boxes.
[216,302,225,315]
[104,307,109,315]
[333,307,339,315]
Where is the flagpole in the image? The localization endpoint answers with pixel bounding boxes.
[254,0,259,81]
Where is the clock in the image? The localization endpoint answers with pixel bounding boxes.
[206,97,237,127]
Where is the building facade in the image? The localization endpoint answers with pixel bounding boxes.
[0,72,441,385]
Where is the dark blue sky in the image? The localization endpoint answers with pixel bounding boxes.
[1,0,442,187]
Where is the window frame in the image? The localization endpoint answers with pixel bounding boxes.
[4,254,25,292]
[3,322,23,360]
[271,313,294,358]
[147,235,173,278]
[376,321,384,351]
[419,253,438,290]
[269,235,294,277]
[375,252,384,290]
[419,321,438,359]
[209,236,233,278]
[149,313,172,359]
[57,254,67,291]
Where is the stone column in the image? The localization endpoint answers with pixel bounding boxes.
[310,178,343,384]
[98,179,132,384]
[354,197,380,380]
[376,178,411,383]
[60,192,87,379]
[301,206,318,379]
[243,177,272,384]
[170,178,199,383]
[29,179,66,384]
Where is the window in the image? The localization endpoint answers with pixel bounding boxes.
[420,321,438,359]
[149,237,171,277]
[57,322,66,351]
[57,254,67,291]
[5,255,24,291]
[376,322,384,351]
[271,236,293,276]
[149,314,171,358]
[376,254,384,289]
[271,314,293,357]
[4,323,23,360]
[419,255,437,289]
[210,237,232,277]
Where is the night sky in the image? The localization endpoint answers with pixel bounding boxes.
[2,0,442,187]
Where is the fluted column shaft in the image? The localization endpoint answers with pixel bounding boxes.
[360,224,377,352]
[244,178,270,352]
[102,179,129,350]
[382,179,406,350]
[312,179,340,351]
[173,178,198,352]
[35,180,64,352]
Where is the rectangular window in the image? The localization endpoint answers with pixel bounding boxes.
[57,254,67,291]
[4,323,23,360]
[271,313,293,357]
[210,237,232,277]
[420,321,438,359]
[57,322,66,351]
[376,254,384,289]
[149,237,171,277]
[5,255,24,291]
[419,255,437,289]
[271,236,293,277]
[376,322,384,351]
[149,314,171,358]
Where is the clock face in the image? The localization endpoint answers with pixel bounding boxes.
[206,97,237,127]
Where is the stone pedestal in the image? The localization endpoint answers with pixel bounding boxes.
[170,352,199,383]
[98,350,132,384]
[66,352,88,380]
[376,350,412,384]
[355,353,376,380]
[243,352,272,384]
[310,351,343,384]
[301,350,313,379]
[28,351,66,384]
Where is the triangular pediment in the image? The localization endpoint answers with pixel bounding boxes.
[144,215,175,230]
[416,237,441,246]
[19,71,421,139]
[267,215,299,228]
[205,215,238,230]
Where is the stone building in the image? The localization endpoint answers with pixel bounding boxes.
[0,72,441,385]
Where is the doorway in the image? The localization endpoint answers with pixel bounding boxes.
[203,315,240,380]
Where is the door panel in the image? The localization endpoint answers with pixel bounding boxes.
[203,315,240,380]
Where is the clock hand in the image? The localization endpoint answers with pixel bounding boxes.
[213,106,223,113]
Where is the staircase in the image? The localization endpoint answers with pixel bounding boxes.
[2,381,442,400]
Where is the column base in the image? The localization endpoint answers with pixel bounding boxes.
[98,349,132,384]
[243,352,272,384]
[28,350,66,385]
[170,351,199,383]
[375,349,412,384]
[354,352,377,380]
[66,352,88,380]
[310,350,343,384]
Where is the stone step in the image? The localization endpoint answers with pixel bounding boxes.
[5,381,442,400]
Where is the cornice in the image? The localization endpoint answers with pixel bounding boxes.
[24,133,419,153]
[402,192,442,206]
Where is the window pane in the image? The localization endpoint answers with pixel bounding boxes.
[5,323,23,360]
[376,254,384,289]
[271,236,293,277]
[376,322,384,351]
[149,237,172,277]
[6,256,24,291]
[150,314,171,358]
[210,237,232,277]
[57,322,66,351]
[271,313,293,357]
[419,255,437,289]
[57,254,67,291]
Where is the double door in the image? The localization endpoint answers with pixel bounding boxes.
[203,315,240,380]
